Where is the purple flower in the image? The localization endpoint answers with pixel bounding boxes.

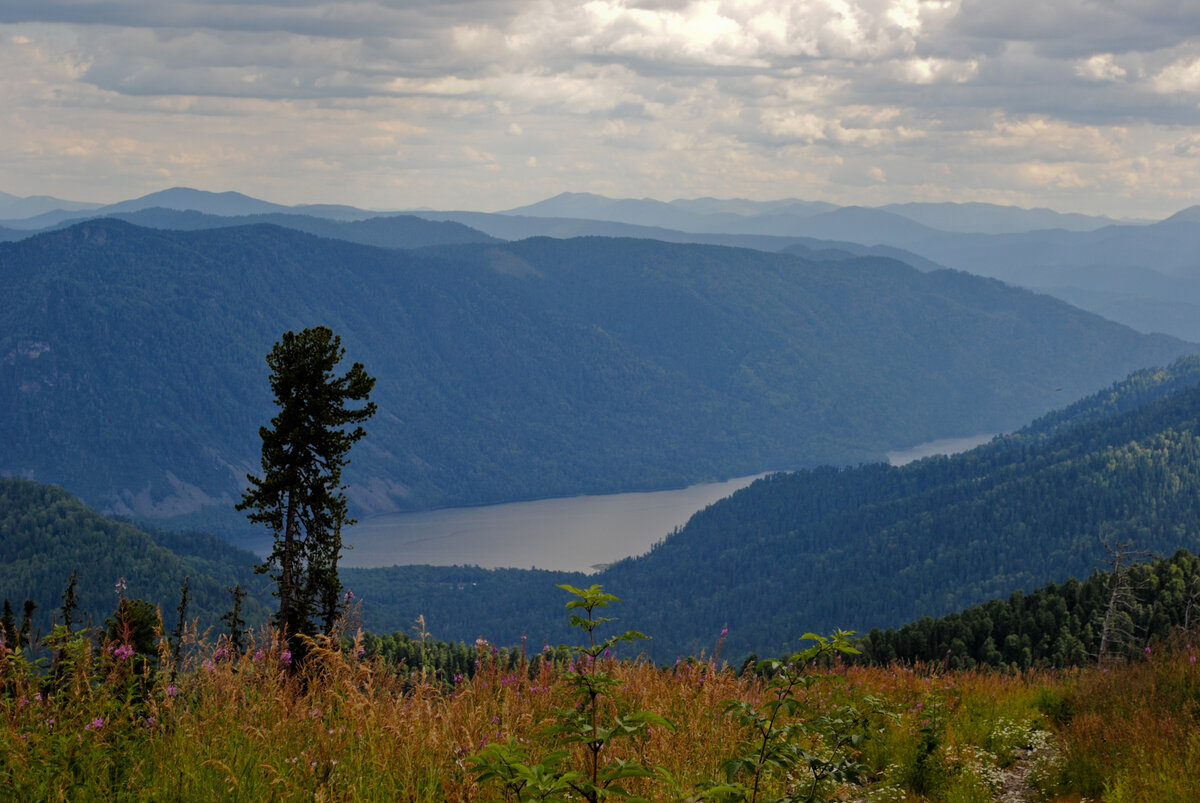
[85,717,104,731]
[114,577,127,597]
[166,684,179,697]
[280,650,292,667]
[720,626,728,638]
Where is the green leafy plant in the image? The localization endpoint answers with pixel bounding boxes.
[468,584,676,802]
[704,630,872,803]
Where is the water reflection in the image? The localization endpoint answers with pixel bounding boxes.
[336,474,767,573]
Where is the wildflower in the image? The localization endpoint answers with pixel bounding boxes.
[213,646,230,662]
[166,684,179,697]
[115,577,127,597]
[280,650,292,667]
[720,625,728,638]
[85,717,104,731]
[453,672,463,684]
[253,649,264,663]
[343,589,355,603]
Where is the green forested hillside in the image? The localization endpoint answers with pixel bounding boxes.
[859,548,1200,669]
[344,356,1200,661]
[0,478,270,635]
[1,219,1192,530]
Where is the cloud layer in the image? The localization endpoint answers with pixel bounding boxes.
[5,0,1200,216]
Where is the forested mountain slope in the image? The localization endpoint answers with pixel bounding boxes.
[0,219,1192,529]
[0,478,269,635]
[859,548,1200,670]
[347,356,1200,661]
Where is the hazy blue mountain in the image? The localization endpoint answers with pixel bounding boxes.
[502,192,837,233]
[504,193,1127,235]
[878,201,1137,234]
[104,208,496,249]
[667,197,838,217]
[0,191,101,220]
[415,210,947,269]
[100,187,288,217]
[0,186,394,231]
[348,355,1200,660]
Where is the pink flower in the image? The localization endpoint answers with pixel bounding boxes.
[85,717,104,731]
[280,650,292,667]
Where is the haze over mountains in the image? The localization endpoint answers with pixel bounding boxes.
[6,215,1189,536]
[5,186,1197,342]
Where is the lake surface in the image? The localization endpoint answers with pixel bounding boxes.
[886,433,996,466]
[338,474,769,573]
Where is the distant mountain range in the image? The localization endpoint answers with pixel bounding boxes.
[500,192,1137,234]
[8,186,1199,339]
[3,218,1190,536]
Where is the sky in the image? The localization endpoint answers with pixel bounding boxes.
[5,1,1200,218]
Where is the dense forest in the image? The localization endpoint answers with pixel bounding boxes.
[0,478,270,636]
[342,355,1200,660]
[2,219,1191,538]
[858,548,1200,670]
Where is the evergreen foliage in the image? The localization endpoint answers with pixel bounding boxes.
[238,326,376,651]
[0,477,271,635]
[858,548,1200,669]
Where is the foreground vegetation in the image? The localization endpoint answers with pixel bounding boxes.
[2,593,1197,801]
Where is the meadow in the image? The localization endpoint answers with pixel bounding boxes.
[1,592,1197,802]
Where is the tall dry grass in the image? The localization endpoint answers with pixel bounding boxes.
[1,622,1196,800]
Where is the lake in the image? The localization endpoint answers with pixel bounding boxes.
[886,433,995,466]
[283,435,995,574]
[338,474,768,573]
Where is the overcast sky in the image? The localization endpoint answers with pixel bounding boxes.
[6,0,1200,217]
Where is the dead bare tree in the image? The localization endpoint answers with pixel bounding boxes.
[1096,539,1154,666]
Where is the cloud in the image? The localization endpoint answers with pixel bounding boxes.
[3,1,1200,218]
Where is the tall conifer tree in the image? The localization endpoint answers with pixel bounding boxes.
[237,326,376,659]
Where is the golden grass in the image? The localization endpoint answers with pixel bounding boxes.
[1,627,1197,801]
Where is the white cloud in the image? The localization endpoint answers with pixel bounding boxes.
[1075,53,1128,83]
[1153,56,1200,93]
[3,1,1200,217]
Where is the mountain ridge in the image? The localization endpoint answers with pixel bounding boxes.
[3,219,1191,531]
